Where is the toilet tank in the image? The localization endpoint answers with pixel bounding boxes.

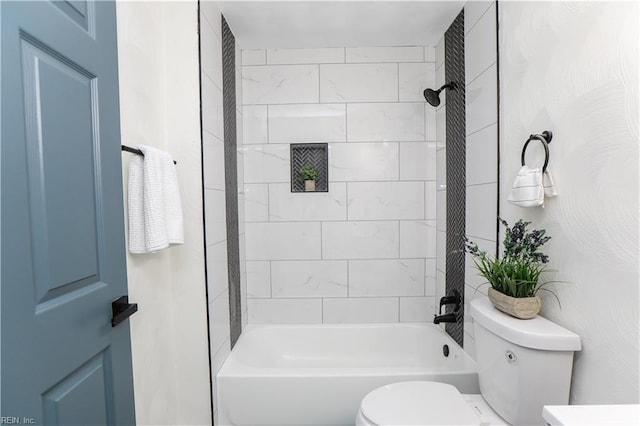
[470,298,581,426]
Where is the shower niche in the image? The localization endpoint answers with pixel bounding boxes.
[290,143,328,193]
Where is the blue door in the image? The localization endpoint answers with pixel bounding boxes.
[1,1,136,424]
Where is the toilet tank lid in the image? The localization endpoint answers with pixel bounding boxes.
[470,298,581,351]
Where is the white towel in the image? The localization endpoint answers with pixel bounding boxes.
[508,166,544,207]
[128,145,183,254]
[508,166,558,208]
[543,170,558,198]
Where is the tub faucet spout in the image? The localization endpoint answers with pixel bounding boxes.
[433,313,457,324]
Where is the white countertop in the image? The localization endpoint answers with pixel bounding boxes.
[543,404,640,425]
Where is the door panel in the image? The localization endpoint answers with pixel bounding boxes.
[1,1,136,424]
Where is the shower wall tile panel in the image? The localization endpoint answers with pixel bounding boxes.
[245,222,322,260]
[241,46,437,324]
[346,46,424,63]
[267,47,345,65]
[347,181,425,220]
[248,298,322,324]
[346,103,425,142]
[329,143,399,182]
[242,105,268,144]
[242,65,319,105]
[269,182,347,222]
[320,63,398,102]
[268,104,346,143]
[323,298,400,324]
[463,1,498,356]
[399,63,436,102]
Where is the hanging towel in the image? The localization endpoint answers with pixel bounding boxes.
[508,166,545,207]
[543,170,558,198]
[128,145,183,254]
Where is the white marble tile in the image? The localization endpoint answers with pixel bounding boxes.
[201,76,224,139]
[346,46,423,63]
[200,2,221,39]
[204,188,226,245]
[399,142,436,181]
[400,220,436,259]
[399,63,435,102]
[267,47,344,64]
[242,65,319,105]
[269,183,347,222]
[320,63,398,102]
[425,258,436,296]
[465,1,494,35]
[268,104,346,143]
[209,291,230,353]
[426,107,436,142]
[347,181,424,220]
[424,46,435,63]
[242,105,268,144]
[465,2,497,84]
[349,259,425,297]
[329,142,399,181]
[464,330,477,360]
[248,298,322,324]
[466,183,497,241]
[323,298,399,323]
[466,123,498,186]
[246,260,271,298]
[466,63,497,135]
[322,221,399,259]
[347,103,425,142]
[271,260,348,298]
[435,38,445,70]
[206,240,228,300]
[200,16,222,88]
[243,144,290,183]
[425,181,436,220]
[436,230,446,272]
[436,191,446,232]
[242,49,266,65]
[400,297,435,322]
[211,336,231,375]
[244,184,269,222]
[436,148,446,190]
[436,103,446,148]
[203,131,225,190]
[245,222,321,260]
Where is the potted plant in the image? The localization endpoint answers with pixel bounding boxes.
[465,219,554,319]
[299,165,318,192]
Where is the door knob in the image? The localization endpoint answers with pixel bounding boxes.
[111,296,138,327]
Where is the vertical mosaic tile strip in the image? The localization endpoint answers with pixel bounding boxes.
[222,16,242,348]
[444,9,466,347]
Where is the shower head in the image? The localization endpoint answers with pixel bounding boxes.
[423,82,457,107]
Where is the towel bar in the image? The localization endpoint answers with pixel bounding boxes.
[521,131,552,172]
[122,145,177,164]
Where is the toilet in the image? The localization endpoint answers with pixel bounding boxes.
[356,297,581,425]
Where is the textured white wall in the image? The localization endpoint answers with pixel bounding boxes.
[241,46,438,324]
[117,1,212,424]
[499,1,639,404]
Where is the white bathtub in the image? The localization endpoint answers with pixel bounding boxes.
[217,323,479,426]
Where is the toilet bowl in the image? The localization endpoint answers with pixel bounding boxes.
[355,298,582,426]
[355,381,507,426]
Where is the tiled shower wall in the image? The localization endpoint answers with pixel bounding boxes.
[241,46,437,324]
[435,1,498,356]
[200,3,247,424]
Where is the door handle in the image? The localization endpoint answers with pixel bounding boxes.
[111,296,138,327]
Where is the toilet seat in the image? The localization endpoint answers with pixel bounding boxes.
[358,381,481,426]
